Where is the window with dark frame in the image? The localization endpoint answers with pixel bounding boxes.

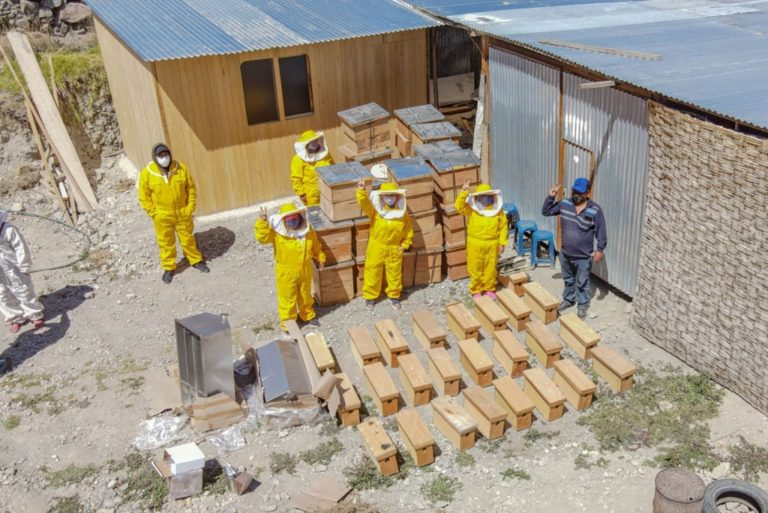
[240,55,313,125]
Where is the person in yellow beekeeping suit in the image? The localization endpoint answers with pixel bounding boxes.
[138,143,209,284]
[455,180,508,300]
[290,130,334,206]
[356,180,413,311]
[255,203,326,332]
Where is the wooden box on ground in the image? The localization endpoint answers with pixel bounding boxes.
[315,162,370,223]
[522,282,559,324]
[307,206,354,263]
[525,320,563,368]
[590,346,636,392]
[415,141,480,207]
[338,103,391,154]
[473,295,509,336]
[358,419,398,476]
[493,376,534,431]
[412,309,447,350]
[499,271,529,296]
[413,248,443,286]
[348,325,382,368]
[444,241,468,281]
[313,259,354,306]
[395,408,435,466]
[410,121,461,147]
[334,372,362,427]
[397,354,432,406]
[463,386,507,439]
[395,129,412,157]
[458,338,494,387]
[428,347,461,396]
[374,319,410,367]
[446,301,480,341]
[190,393,246,432]
[492,329,528,378]
[386,157,435,213]
[305,332,336,373]
[559,312,600,359]
[523,367,566,422]
[353,217,370,256]
[363,362,401,416]
[410,209,443,250]
[438,204,467,245]
[497,289,532,332]
[338,145,393,169]
[552,360,596,410]
[431,396,477,451]
[394,104,444,142]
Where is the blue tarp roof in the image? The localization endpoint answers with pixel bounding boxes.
[408,0,768,130]
[87,0,439,62]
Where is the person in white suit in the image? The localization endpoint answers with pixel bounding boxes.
[0,210,44,333]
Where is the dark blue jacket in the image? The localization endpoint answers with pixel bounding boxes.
[542,196,607,259]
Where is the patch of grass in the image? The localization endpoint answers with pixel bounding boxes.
[251,318,274,334]
[361,395,378,416]
[202,462,229,496]
[319,420,340,437]
[0,371,51,390]
[578,365,724,471]
[523,428,560,447]
[44,464,99,488]
[3,415,20,430]
[477,437,503,453]
[728,436,768,483]
[382,417,397,432]
[270,452,298,475]
[574,447,609,470]
[13,386,64,415]
[120,376,144,392]
[107,452,167,511]
[47,496,87,513]
[420,476,462,504]
[454,452,475,468]
[300,438,343,466]
[344,459,393,491]
[501,468,531,480]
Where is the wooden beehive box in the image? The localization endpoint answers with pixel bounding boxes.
[590,346,636,392]
[412,309,447,350]
[414,248,443,285]
[492,329,529,378]
[552,359,596,410]
[395,129,412,157]
[463,386,507,440]
[410,208,442,250]
[398,251,418,291]
[415,141,480,207]
[428,347,461,396]
[499,271,529,296]
[393,104,444,144]
[358,418,399,476]
[523,367,566,422]
[305,332,336,373]
[522,282,560,324]
[353,217,370,257]
[307,206,354,263]
[395,408,435,466]
[315,162,370,223]
[444,241,468,281]
[385,157,435,213]
[338,145,393,169]
[363,362,401,416]
[446,301,480,341]
[348,325,381,368]
[458,338,494,387]
[525,319,563,368]
[493,375,534,431]
[312,259,355,306]
[496,289,532,332]
[559,312,600,359]
[338,102,391,154]
[431,396,477,451]
[438,204,467,246]
[397,353,432,406]
[374,319,410,368]
[410,121,461,147]
[334,372,362,427]
[473,295,510,336]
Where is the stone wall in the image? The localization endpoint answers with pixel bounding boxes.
[633,101,768,413]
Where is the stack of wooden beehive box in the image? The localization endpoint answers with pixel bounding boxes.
[337,102,393,167]
[307,206,355,306]
[393,104,445,157]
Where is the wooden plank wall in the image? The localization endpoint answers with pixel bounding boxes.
[152,30,429,214]
[93,19,166,171]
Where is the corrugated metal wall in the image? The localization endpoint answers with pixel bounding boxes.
[489,48,649,297]
[435,26,481,80]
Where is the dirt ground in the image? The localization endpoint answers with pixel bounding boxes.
[0,158,766,513]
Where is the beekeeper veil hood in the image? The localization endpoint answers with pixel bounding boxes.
[468,184,503,217]
[370,182,406,219]
[269,204,310,239]
[295,130,329,163]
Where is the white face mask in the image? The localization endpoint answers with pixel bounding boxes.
[157,156,171,168]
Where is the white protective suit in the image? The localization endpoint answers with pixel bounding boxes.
[0,212,44,323]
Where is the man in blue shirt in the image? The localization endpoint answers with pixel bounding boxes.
[542,178,607,319]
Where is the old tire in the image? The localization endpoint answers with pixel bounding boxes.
[702,479,768,513]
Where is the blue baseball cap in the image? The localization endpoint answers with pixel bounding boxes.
[572,178,590,194]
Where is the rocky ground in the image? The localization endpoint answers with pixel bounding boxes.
[0,158,765,513]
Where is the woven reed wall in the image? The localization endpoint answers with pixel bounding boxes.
[633,102,768,414]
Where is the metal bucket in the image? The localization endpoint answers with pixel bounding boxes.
[653,467,705,513]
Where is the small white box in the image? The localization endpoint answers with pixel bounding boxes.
[164,443,205,475]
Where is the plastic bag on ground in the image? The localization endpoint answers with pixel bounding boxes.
[133,415,189,450]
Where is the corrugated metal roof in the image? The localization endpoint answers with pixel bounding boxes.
[408,0,768,130]
[87,0,439,62]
